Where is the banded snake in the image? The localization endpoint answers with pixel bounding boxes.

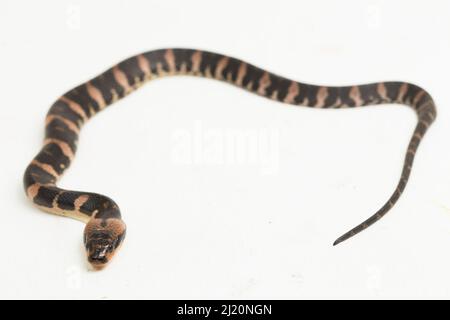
[24,49,436,269]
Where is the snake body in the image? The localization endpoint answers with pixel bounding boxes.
[24,48,436,269]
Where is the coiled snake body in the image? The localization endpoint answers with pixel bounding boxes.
[24,49,436,269]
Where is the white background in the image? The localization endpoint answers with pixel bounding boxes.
[1,0,449,299]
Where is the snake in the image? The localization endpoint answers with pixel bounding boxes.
[23,48,436,269]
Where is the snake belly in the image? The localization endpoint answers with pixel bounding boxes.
[23,48,437,269]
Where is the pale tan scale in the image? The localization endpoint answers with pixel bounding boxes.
[204,66,213,78]
[315,87,328,108]
[156,63,166,77]
[113,66,133,94]
[413,90,426,106]
[284,82,299,104]
[191,51,202,74]
[132,77,142,89]
[60,96,89,122]
[52,193,60,209]
[35,202,91,222]
[31,160,59,178]
[416,102,429,113]
[74,195,89,211]
[86,82,106,110]
[137,54,152,79]
[27,184,41,200]
[349,86,363,106]
[89,106,96,116]
[53,126,66,133]
[333,96,342,108]
[419,119,430,128]
[45,115,80,134]
[110,89,120,103]
[164,49,177,74]
[179,62,187,74]
[235,63,247,86]
[397,83,408,103]
[377,83,388,101]
[257,72,271,96]
[215,57,229,79]
[271,90,279,100]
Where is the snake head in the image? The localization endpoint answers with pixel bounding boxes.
[83,218,126,270]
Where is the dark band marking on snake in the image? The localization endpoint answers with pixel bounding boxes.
[23,48,436,269]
